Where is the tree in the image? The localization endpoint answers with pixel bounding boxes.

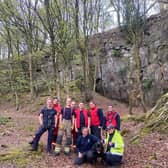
[74,0,102,101]
[120,0,157,114]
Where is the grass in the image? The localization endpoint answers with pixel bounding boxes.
[0,116,11,125]
[0,144,43,168]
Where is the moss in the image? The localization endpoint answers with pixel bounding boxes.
[112,49,122,57]
[121,114,146,123]
[143,92,168,134]
[0,116,11,125]
[0,144,43,168]
[130,134,140,144]
[143,79,153,91]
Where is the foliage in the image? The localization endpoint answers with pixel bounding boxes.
[143,79,153,91]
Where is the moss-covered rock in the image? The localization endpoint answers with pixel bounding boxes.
[143,92,168,134]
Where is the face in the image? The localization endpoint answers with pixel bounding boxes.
[108,128,114,134]
[79,103,84,109]
[108,106,113,112]
[82,128,89,137]
[53,98,58,105]
[66,98,71,106]
[46,98,53,108]
[89,102,95,109]
[71,101,76,108]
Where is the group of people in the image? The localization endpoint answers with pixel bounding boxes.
[29,97,124,166]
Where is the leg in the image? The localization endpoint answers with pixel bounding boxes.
[55,121,64,155]
[105,153,122,166]
[74,156,84,165]
[47,127,54,152]
[91,126,101,139]
[64,120,72,155]
[32,126,46,150]
[76,128,82,140]
[86,150,94,163]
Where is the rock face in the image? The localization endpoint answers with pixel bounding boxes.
[88,11,168,106]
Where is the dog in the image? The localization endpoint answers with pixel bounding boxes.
[92,141,105,163]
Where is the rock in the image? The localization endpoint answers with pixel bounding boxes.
[88,12,168,106]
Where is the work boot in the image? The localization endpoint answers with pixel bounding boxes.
[54,145,61,156]
[64,146,70,156]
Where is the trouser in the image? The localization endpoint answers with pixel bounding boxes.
[76,127,83,140]
[52,117,60,142]
[105,152,122,166]
[72,127,77,145]
[32,126,54,152]
[91,126,101,139]
[74,150,94,165]
[56,119,72,146]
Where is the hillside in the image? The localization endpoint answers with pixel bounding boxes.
[0,93,167,168]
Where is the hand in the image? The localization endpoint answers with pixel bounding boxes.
[78,152,83,158]
[75,128,78,133]
[71,125,74,130]
[109,142,115,147]
[98,126,102,129]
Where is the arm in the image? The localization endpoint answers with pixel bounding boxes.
[88,117,91,128]
[72,115,75,130]
[74,118,78,132]
[39,113,43,126]
[97,109,104,127]
[116,114,121,131]
[54,114,57,127]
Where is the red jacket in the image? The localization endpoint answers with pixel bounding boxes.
[106,111,117,128]
[53,104,61,118]
[75,108,88,129]
[90,106,100,126]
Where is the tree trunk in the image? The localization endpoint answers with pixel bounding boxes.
[133,42,147,113]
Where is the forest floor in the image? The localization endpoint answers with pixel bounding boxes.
[0,93,168,168]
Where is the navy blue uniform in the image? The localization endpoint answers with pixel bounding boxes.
[75,134,99,165]
[32,107,57,152]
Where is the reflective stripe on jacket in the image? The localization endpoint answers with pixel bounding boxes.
[105,130,124,156]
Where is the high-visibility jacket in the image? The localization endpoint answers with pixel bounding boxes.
[105,130,124,156]
[75,108,88,128]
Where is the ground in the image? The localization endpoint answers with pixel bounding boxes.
[0,93,168,168]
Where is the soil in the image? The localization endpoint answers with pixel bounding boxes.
[0,93,167,168]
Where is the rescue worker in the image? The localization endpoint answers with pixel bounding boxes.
[74,102,90,139]
[74,127,99,165]
[89,101,104,139]
[71,101,77,147]
[30,98,57,154]
[105,105,121,131]
[103,124,124,166]
[53,97,62,142]
[55,98,74,156]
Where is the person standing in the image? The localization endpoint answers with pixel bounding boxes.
[105,105,121,131]
[74,102,90,139]
[71,101,77,147]
[55,98,74,156]
[53,97,62,142]
[30,98,57,154]
[89,101,104,139]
